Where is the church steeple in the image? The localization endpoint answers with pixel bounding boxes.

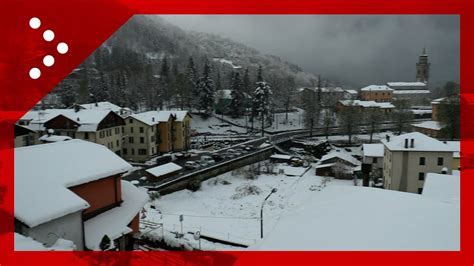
[416,47,430,83]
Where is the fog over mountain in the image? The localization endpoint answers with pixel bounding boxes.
[163,15,460,88]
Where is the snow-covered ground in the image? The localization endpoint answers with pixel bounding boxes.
[191,115,248,134]
[141,162,358,250]
[219,109,306,132]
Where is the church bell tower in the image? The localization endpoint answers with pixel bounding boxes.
[416,47,430,83]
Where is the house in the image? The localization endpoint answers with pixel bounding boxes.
[158,111,192,151]
[19,109,125,155]
[381,132,453,194]
[343,89,358,100]
[360,85,393,102]
[444,141,460,170]
[145,162,182,181]
[316,151,361,179]
[76,101,133,118]
[362,143,384,171]
[411,120,443,138]
[270,154,292,164]
[336,100,394,115]
[14,140,148,251]
[251,185,459,251]
[14,124,37,148]
[386,82,430,105]
[123,110,192,162]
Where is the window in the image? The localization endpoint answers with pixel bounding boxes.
[129,118,133,123]
[131,127,134,133]
[140,127,144,133]
[84,132,89,139]
[418,172,425,181]
[131,148,135,155]
[151,135,155,142]
[115,128,120,134]
[138,149,147,155]
[129,137,134,143]
[372,157,378,164]
[437,157,444,166]
[116,140,120,147]
[419,157,425,165]
[418,188,423,194]
[152,147,155,154]
[122,127,124,133]
[140,137,144,144]
[151,126,154,132]
[123,148,127,155]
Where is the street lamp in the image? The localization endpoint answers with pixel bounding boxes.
[260,188,277,239]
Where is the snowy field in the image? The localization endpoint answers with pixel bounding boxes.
[141,163,357,250]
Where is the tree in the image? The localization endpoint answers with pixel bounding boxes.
[60,84,76,107]
[443,81,460,97]
[337,102,361,144]
[303,77,321,136]
[282,76,295,124]
[173,72,188,110]
[99,235,112,251]
[196,60,216,117]
[252,81,273,136]
[364,108,384,143]
[438,96,460,140]
[322,109,334,139]
[257,65,263,82]
[229,72,245,117]
[89,72,109,103]
[391,99,414,135]
[243,68,251,96]
[186,56,198,110]
[159,56,170,109]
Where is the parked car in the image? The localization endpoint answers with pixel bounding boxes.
[184,161,200,170]
[211,154,224,162]
[201,155,216,165]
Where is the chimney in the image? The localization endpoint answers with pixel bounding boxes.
[386,135,390,142]
[410,139,414,148]
[404,139,408,148]
[76,117,80,122]
[441,167,448,174]
[74,105,81,112]
[152,117,155,122]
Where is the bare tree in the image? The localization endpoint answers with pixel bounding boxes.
[364,108,384,143]
[337,101,361,144]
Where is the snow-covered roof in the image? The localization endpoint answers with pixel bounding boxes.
[21,109,116,132]
[314,163,336,169]
[146,162,182,177]
[423,173,459,203]
[339,100,395,109]
[381,132,453,152]
[84,180,148,250]
[15,232,77,251]
[297,87,345,93]
[79,102,122,112]
[319,151,361,166]
[362,144,384,158]
[280,166,307,176]
[15,140,133,227]
[393,90,430,94]
[270,154,292,160]
[444,141,460,158]
[431,97,446,105]
[360,85,393,91]
[344,89,358,94]
[387,82,427,87]
[255,186,459,250]
[39,134,72,142]
[131,110,190,126]
[412,121,443,131]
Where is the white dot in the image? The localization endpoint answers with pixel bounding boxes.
[29,17,41,29]
[43,55,55,67]
[43,30,55,42]
[29,68,41,79]
[57,42,68,54]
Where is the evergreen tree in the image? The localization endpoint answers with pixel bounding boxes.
[257,65,263,82]
[90,72,109,103]
[186,56,198,110]
[159,57,170,109]
[438,95,460,140]
[196,60,216,117]
[99,235,112,251]
[252,81,273,136]
[229,72,245,117]
[60,84,76,107]
[243,68,251,95]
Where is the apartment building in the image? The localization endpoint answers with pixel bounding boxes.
[19,109,125,155]
[382,132,453,194]
[360,85,393,102]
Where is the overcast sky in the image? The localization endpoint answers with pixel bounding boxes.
[162,15,459,88]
